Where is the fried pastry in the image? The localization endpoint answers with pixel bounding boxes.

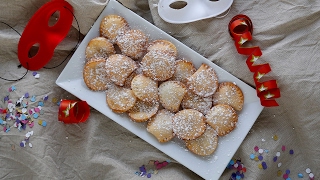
[147,109,175,143]
[186,63,219,97]
[131,74,159,103]
[147,39,177,57]
[172,109,206,140]
[85,37,115,61]
[106,85,136,113]
[128,100,159,122]
[185,125,218,156]
[212,82,244,111]
[105,54,137,86]
[205,104,238,136]
[83,58,109,91]
[141,50,176,81]
[170,59,196,84]
[116,29,148,59]
[158,81,187,112]
[181,90,212,115]
[100,14,130,44]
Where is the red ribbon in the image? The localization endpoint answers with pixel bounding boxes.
[18,0,73,70]
[228,15,280,107]
[58,100,90,123]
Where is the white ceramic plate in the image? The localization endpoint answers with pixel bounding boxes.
[56,0,264,179]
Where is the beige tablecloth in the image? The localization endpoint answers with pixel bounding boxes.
[0,0,319,179]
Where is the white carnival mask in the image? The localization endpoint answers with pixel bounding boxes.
[158,0,233,24]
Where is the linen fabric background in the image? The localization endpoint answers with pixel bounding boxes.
[0,0,319,179]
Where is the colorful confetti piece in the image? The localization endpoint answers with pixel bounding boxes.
[306,168,311,174]
[250,154,255,160]
[43,95,49,101]
[31,96,36,102]
[289,149,294,155]
[273,135,278,141]
[273,156,278,162]
[258,148,264,154]
[136,160,170,178]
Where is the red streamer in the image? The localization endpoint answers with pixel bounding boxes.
[228,15,280,107]
[58,100,90,123]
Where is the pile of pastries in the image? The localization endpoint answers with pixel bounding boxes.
[82,14,244,156]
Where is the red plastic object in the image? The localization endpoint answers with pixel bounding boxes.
[18,0,73,70]
[228,15,281,107]
[58,100,90,123]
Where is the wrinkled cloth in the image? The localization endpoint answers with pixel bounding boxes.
[0,0,319,179]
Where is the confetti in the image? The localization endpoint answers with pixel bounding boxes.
[277,170,283,177]
[276,152,281,157]
[24,93,29,98]
[11,144,15,151]
[289,149,294,155]
[286,169,290,174]
[28,121,34,128]
[258,155,263,161]
[20,141,26,147]
[35,74,40,78]
[9,86,16,92]
[33,113,39,119]
[4,95,9,102]
[278,162,282,168]
[254,146,259,152]
[38,120,47,127]
[250,154,255,160]
[306,168,311,174]
[32,72,38,76]
[38,101,44,107]
[258,163,262,169]
[52,97,58,103]
[273,156,278,162]
[282,145,286,151]
[272,135,278,141]
[283,173,289,179]
[258,148,264,154]
[136,160,171,178]
[31,96,36,102]
[261,162,267,170]
[297,173,303,178]
[34,107,41,112]
[43,95,49,101]
[309,173,314,178]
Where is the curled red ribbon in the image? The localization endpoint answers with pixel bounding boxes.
[228,15,280,107]
[58,100,90,123]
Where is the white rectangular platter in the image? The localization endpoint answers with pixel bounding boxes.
[56,0,264,179]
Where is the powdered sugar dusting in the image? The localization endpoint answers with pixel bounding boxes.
[172,109,206,140]
[141,50,176,81]
[187,64,218,97]
[116,29,148,59]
